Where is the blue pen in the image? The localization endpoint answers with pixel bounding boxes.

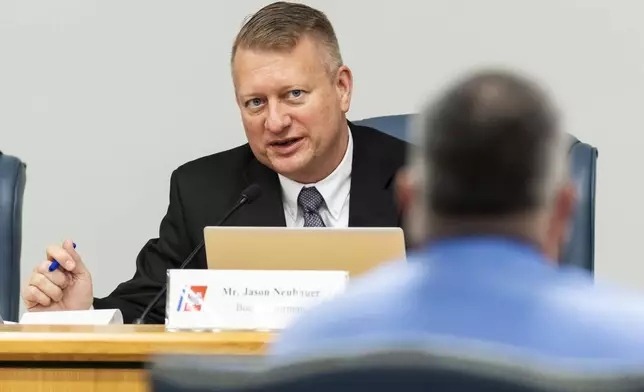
[48,242,77,272]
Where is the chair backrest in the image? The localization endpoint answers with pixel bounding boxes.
[353,114,598,272]
[149,345,643,392]
[0,152,26,321]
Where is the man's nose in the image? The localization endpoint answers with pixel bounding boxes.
[264,102,292,133]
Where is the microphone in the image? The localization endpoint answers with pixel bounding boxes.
[133,184,262,324]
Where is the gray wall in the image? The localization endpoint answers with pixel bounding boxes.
[2,0,641,315]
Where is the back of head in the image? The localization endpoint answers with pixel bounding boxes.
[409,70,572,249]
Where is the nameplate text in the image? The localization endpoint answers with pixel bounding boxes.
[166,269,348,331]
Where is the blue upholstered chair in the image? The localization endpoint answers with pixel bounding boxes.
[0,152,27,321]
[149,344,636,392]
[150,350,541,392]
[354,114,598,272]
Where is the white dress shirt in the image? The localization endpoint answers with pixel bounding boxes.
[278,128,353,228]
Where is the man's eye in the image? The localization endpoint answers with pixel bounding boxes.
[247,98,263,108]
[289,90,303,98]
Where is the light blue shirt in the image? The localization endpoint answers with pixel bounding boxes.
[270,237,644,370]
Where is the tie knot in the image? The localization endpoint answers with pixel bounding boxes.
[298,186,325,213]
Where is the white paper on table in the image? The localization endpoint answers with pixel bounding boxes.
[19,309,123,325]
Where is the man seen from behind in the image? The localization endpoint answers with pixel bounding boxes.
[271,70,644,364]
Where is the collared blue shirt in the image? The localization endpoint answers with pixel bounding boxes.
[270,237,644,369]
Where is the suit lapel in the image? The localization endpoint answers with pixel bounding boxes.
[233,156,286,227]
[348,123,401,227]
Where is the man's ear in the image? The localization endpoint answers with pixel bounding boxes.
[335,65,353,113]
[558,181,578,230]
[547,181,578,263]
[395,167,414,213]
[397,165,429,248]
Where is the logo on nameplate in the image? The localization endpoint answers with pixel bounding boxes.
[176,285,209,312]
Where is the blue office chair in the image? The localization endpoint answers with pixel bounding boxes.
[0,152,27,321]
[354,114,598,272]
[150,351,541,392]
[149,343,639,392]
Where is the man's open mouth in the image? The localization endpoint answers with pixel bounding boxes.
[271,137,302,147]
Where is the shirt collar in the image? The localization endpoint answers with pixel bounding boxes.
[279,126,353,220]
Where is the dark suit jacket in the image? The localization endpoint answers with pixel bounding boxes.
[93,122,409,323]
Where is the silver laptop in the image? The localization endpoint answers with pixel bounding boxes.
[203,227,406,277]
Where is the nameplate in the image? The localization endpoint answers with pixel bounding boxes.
[166,269,348,331]
[19,309,123,325]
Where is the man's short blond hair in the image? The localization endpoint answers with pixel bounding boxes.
[231,2,343,72]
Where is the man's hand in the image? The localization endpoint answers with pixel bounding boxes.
[21,239,94,312]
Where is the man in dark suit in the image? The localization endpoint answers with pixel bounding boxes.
[21,2,408,323]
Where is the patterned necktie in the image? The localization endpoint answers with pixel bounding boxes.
[297,186,326,227]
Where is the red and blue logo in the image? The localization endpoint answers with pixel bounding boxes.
[176,285,208,312]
